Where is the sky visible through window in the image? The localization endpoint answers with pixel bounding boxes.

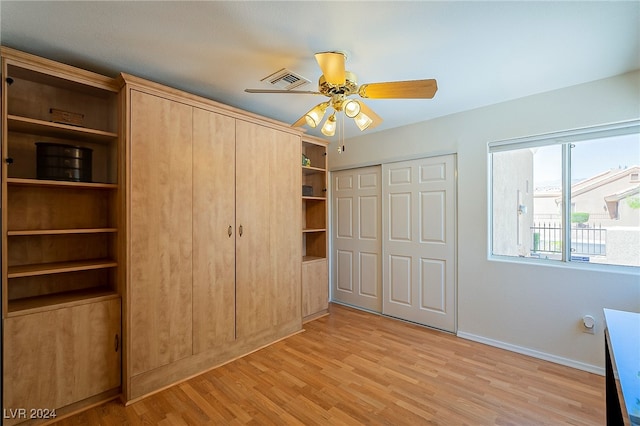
[492,130,639,266]
[533,134,640,187]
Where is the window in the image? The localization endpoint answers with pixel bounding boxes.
[490,120,640,268]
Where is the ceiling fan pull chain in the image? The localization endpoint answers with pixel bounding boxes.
[342,111,346,152]
[337,111,345,153]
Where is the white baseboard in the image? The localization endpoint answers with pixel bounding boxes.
[456,331,605,376]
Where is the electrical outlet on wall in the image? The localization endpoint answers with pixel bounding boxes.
[582,315,596,334]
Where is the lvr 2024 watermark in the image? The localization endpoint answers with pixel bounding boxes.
[3,408,57,420]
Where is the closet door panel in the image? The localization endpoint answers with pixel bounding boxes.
[192,108,236,353]
[129,90,193,375]
[331,166,383,312]
[270,131,301,325]
[382,155,457,332]
[234,120,272,338]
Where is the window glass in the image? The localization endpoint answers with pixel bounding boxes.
[490,122,639,268]
[492,145,562,260]
[569,135,640,267]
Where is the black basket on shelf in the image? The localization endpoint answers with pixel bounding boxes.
[36,142,92,182]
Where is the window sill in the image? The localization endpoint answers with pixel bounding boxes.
[488,254,640,276]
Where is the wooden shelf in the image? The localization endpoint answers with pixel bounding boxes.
[302,196,326,201]
[8,228,117,236]
[6,177,117,189]
[8,114,118,143]
[8,259,117,279]
[302,165,326,175]
[303,256,326,263]
[7,288,119,317]
[303,228,326,233]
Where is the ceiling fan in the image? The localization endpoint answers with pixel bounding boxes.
[245,51,438,137]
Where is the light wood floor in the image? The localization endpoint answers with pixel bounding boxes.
[55,303,604,425]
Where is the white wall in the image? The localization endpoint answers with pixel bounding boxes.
[328,70,640,373]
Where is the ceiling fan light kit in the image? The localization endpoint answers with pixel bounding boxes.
[245,51,438,137]
[321,113,337,136]
[343,99,360,118]
[354,111,373,131]
[304,101,329,127]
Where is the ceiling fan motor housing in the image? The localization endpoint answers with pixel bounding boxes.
[318,71,358,97]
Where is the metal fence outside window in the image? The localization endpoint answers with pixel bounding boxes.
[531,222,606,256]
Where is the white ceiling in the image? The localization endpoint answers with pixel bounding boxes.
[1,1,638,139]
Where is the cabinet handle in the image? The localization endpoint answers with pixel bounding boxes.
[239,225,243,237]
[115,334,119,352]
[228,225,232,238]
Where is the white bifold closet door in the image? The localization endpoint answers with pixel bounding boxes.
[382,155,457,332]
[332,166,382,312]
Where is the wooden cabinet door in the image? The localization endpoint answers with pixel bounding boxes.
[129,90,193,375]
[302,259,328,318]
[270,129,302,326]
[235,121,301,338]
[234,120,273,338]
[3,298,121,425]
[192,108,236,353]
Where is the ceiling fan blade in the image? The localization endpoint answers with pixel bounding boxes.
[245,89,323,95]
[315,52,346,85]
[359,101,383,129]
[359,79,438,99]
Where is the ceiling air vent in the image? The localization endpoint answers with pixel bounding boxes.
[261,68,310,90]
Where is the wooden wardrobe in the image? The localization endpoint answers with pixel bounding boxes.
[1,46,305,422]
[119,74,302,401]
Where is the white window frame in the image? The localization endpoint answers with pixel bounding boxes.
[488,119,640,269]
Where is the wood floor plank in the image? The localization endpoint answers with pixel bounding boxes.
[53,303,605,425]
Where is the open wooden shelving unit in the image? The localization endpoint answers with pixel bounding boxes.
[2,46,122,424]
[301,135,329,321]
[2,49,120,317]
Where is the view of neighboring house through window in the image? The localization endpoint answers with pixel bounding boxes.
[490,121,640,268]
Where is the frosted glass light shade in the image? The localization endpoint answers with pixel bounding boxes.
[354,111,373,131]
[321,113,337,136]
[343,99,361,118]
[304,102,328,128]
